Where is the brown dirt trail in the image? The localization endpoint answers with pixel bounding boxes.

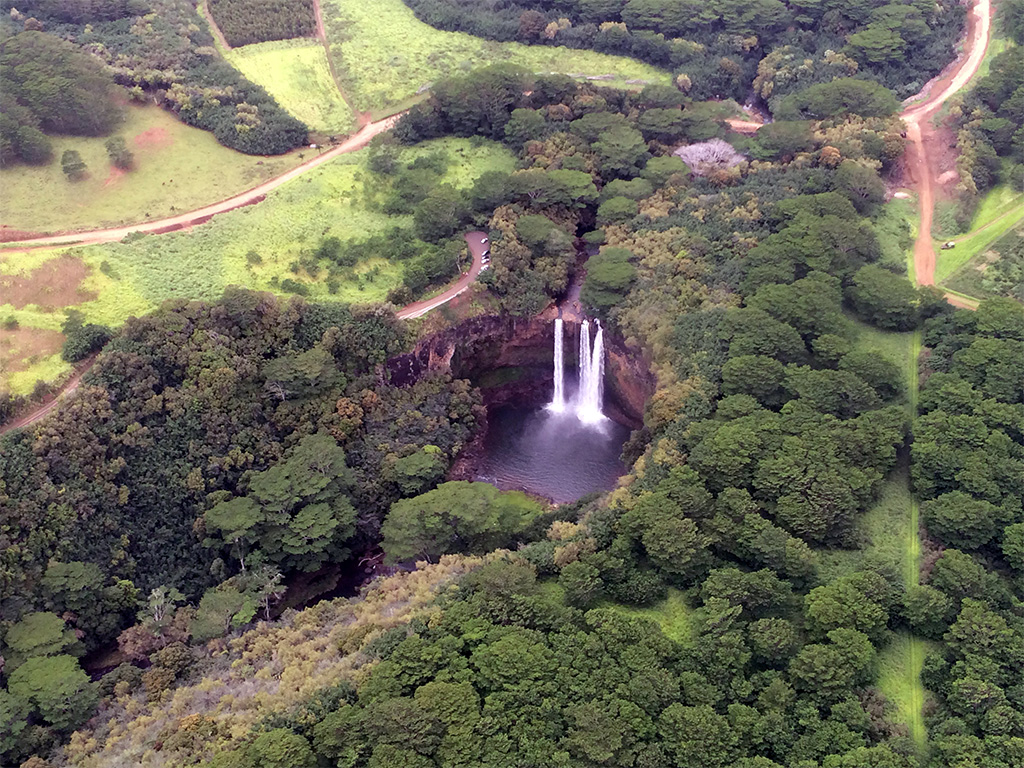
[902,0,993,287]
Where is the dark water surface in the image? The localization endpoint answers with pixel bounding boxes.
[475,405,630,503]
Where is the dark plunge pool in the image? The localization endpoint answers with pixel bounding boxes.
[474,405,630,503]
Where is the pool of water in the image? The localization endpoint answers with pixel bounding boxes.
[474,404,630,503]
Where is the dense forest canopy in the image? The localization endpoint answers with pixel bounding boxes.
[0,30,123,165]
[949,45,1024,230]
[402,0,965,102]
[3,0,1023,765]
[207,0,317,47]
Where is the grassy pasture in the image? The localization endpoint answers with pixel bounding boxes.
[322,0,671,114]
[226,40,356,134]
[943,219,1024,300]
[1,138,515,393]
[0,104,309,235]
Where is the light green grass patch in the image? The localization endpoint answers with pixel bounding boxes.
[226,39,356,134]
[935,203,1024,283]
[815,469,916,584]
[0,103,309,234]
[874,197,916,274]
[3,353,72,396]
[849,317,913,371]
[10,138,515,335]
[973,35,1010,82]
[600,588,694,645]
[878,633,932,749]
[968,180,1024,231]
[944,221,1024,300]
[323,0,670,113]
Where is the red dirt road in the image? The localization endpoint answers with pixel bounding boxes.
[5,117,401,250]
[903,0,992,287]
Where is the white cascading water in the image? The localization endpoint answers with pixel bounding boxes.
[578,319,591,412]
[549,318,566,412]
[548,318,606,423]
[575,319,606,424]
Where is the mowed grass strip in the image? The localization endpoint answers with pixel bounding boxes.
[226,40,356,134]
[322,0,670,114]
[878,633,931,749]
[0,103,309,235]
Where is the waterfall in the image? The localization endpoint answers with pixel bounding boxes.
[547,317,606,424]
[578,319,591,411]
[575,320,606,424]
[549,318,565,412]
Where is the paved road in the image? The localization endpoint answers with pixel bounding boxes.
[5,117,400,250]
[398,232,488,319]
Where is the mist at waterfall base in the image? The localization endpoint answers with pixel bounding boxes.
[474,319,629,504]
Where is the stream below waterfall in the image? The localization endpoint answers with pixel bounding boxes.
[473,403,629,503]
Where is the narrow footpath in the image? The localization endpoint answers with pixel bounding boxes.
[903,331,928,751]
[311,0,370,128]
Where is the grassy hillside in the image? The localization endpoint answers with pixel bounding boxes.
[0,103,309,235]
[323,0,671,115]
[226,39,356,134]
[1,138,515,394]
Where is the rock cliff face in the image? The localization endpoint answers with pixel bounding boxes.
[386,313,652,428]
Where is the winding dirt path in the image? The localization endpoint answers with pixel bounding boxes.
[199,0,232,52]
[902,0,993,287]
[5,117,401,251]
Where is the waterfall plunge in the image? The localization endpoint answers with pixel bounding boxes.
[549,318,605,424]
[549,318,566,413]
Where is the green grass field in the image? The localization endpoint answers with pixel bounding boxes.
[0,104,309,235]
[944,221,1023,300]
[226,40,356,134]
[874,196,916,274]
[322,0,671,114]
[1,138,515,393]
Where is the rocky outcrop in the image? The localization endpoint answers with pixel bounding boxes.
[385,312,651,428]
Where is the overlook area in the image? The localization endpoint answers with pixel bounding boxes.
[1,1,1023,767]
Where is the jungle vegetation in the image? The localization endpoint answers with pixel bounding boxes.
[2,4,1023,768]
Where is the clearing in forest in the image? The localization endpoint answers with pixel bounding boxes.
[322,0,670,116]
